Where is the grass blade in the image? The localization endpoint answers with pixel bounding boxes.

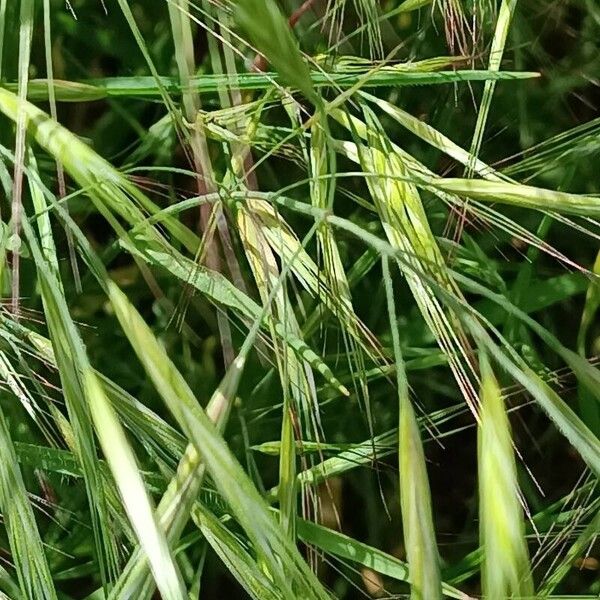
[10,0,35,313]
[0,403,57,600]
[8,69,540,102]
[478,355,533,600]
[21,215,185,599]
[383,256,442,600]
[234,0,316,101]
[106,281,330,600]
[194,503,283,600]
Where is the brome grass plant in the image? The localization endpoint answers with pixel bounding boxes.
[0,0,598,598]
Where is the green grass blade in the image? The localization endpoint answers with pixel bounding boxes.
[577,251,600,435]
[17,235,120,587]
[537,509,600,596]
[234,0,316,101]
[0,403,57,600]
[20,216,185,598]
[194,503,283,600]
[0,89,345,396]
[425,179,600,218]
[82,372,187,600]
[107,303,263,599]
[468,318,600,477]
[7,69,540,101]
[10,0,35,312]
[383,256,442,600]
[335,106,479,412]
[478,355,533,600]
[128,231,347,394]
[465,0,518,177]
[361,92,505,182]
[106,281,330,600]
[296,517,468,600]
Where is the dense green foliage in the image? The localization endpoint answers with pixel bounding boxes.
[0,0,598,598]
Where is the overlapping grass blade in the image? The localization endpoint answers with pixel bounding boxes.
[236,203,308,537]
[465,0,518,177]
[15,239,120,587]
[333,99,600,219]
[20,214,186,599]
[0,3,595,598]
[260,186,600,480]
[361,92,505,181]
[240,195,380,359]
[333,106,479,412]
[0,314,188,472]
[0,89,345,395]
[577,251,600,434]
[538,509,600,596]
[0,88,195,250]
[103,245,270,598]
[106,281,330,599]
[9,0,35,312]
[296,517,469,600]
[128,230,347,394]
[467,317,600,476]
[194,502,283,600]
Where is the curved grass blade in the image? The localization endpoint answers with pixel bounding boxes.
[331,105,599,219]
[427,179,600,218]
[83,371,187,600]
[334,106,479,412]
[0,88,196,251]
[0,89,345,396]
[467,317,600,477]
[296,517,469,600]
[240,195,381,360]
[106,277,269,599]
[128,231,347,395]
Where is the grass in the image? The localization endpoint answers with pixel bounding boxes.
[0,0,598,598]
